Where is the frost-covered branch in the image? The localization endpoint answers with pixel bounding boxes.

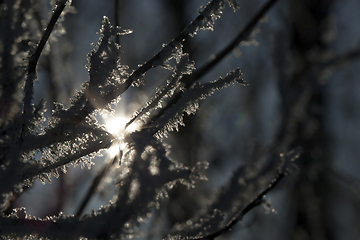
[50,0,241,131]
[22,0,68,130]
[182,147,303,240]
[154,68,247,138]
[126,55,195,129]
[190,0,278,84]
[0,127,201,239]
[149,0,279,124]
[0,0,305,239]
[75,155,118,218]
[15,0,243,159]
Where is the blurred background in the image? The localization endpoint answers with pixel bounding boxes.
[13,0,360,239]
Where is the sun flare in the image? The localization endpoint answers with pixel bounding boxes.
[103,114,138,157]
[103,114,138,136]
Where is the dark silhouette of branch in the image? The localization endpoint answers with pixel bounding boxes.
[23,0,68,121]
[115,0,120,55]
[321,47,360,68]
[189,0,278,85]
[76,155,119,218]
[115,0,231,96]
[50,0,238,135]
[144,0,278,127]
[194,172,284,240]
[186,147,303,240]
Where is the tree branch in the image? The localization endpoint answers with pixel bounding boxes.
[23,0,68,122]
[186,147,303,240]
[147,0,279,126]
[75,155,119,218]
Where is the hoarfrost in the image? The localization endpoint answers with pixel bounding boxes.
[126,56,194,128]
[184,0,240,37]
[0,0,299,239]
[154,68,246,139]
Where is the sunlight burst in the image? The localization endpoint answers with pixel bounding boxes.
[104,114,138,135]
[103,114,138,157]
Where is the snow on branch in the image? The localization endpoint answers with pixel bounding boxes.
[18,0,245,161]
[126,55,195,129]
[172,147,303,240]
[57,0,241,126]
[22,0,69,132]
[0,0,298,239]
[154,68,247,138]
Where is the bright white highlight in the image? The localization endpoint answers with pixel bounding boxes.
[103,114,138,157]
[103,114,138,136]
[105,116,126,135]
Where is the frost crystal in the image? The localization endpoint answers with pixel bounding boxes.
[155,68,246,139]
[88,17,132,108]
[184,0,240,36]
[0,0,296,239]
[126,55,194,128]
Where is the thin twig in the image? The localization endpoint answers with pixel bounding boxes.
[76,155,119,218]
[147,0,278,126]
[190,171,286,240]
[115,0,120,56]
[186,146,303,240]
[115,0,227,96]
[23,0,68,120]
[321,47,360,67]
[25,0,232,148]
[74,0,122,218]
[188,0,278,84]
